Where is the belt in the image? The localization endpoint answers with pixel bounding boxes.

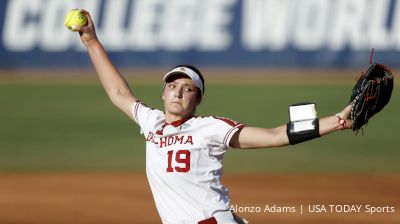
[198,217,217,224]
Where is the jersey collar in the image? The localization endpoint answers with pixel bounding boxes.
[167,116,193,127]
[156,116,193,135]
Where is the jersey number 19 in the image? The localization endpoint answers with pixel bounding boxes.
[166,150,191,173]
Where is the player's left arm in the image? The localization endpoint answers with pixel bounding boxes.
[230,105,352,149]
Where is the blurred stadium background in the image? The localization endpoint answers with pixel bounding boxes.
[1,0,399,223]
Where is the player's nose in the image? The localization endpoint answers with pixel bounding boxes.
[172,87,183,98]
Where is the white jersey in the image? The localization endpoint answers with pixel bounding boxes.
[132,101,244,224]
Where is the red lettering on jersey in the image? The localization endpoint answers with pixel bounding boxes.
[174,135,184,144]
[167,136,174,145]
[146,132,160,145]
[158,135,194,148]
[159,137,167,147]
[184,136,193,145]
[146,132,154,142]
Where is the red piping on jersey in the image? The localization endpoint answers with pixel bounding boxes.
[155,116,193,135]
[212,116,239,127]
[223,124,245,146]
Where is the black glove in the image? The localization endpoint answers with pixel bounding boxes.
[350,63,394,132]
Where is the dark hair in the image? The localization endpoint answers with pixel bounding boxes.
[173,64,205,99]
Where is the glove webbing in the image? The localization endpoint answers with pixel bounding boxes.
[351,70,392,134]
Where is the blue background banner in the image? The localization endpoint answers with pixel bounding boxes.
[1,0,400,68]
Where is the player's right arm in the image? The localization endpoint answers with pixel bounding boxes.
[76,10,137,120]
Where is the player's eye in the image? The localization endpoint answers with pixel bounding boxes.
[184,87,194,92]
[167,84,176,88]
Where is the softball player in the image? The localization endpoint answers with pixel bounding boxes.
[76,10,352,224]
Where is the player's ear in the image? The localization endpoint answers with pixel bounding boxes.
[161,89,166,101]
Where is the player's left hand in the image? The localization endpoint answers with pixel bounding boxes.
[339,104,353,129]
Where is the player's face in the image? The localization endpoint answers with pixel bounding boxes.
[162,75,200,118]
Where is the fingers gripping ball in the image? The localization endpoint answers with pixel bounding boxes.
[64,9,87,31]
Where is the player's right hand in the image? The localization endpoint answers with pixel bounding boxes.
[76,10,98,47]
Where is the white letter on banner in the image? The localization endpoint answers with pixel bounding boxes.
[242,0,291,51]
[391,0,400,48]
[160,0,197,51]
[40,0,77,51]
[241,0,263,50]
[2,0,41,51]
[329,0,368,50]
[128,0,161,51]
[367,0,391,50]
[197,0,235,51]
[73,0,101,52]
[292,0,330,50]
[99,0,129,50]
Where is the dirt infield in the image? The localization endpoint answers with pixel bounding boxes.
[0,173,399,224]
